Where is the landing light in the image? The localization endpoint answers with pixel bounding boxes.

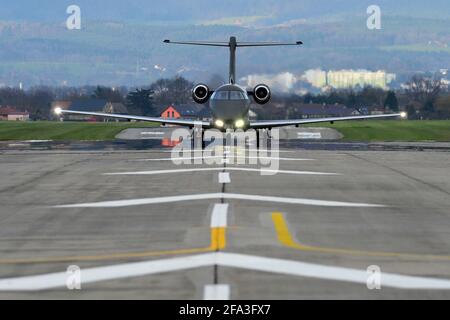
[54,107,62,115]
[215,119,224,128]
[400,112,407,119]
[235,119,245,128]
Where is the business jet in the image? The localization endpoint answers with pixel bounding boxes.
[55,37,406,146]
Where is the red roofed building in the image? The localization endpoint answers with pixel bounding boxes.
[160,105,181,119]
[0,107,30,121]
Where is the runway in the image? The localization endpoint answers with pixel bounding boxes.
[0,139,450,299]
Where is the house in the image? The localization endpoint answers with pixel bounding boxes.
[160,105,181,119]
[104,102,128,114]
[68,99,108,121]
[159,104,209,120]
[293,103,360,119]
[53,99,129,121]
[0,107,30,121]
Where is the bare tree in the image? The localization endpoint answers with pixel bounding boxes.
[405,75,442,104]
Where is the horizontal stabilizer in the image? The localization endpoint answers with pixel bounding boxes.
[163,39,302,47]
[237,41,303,47]
[163,40,229,47]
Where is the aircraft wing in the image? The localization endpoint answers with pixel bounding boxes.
[249,113,405,129]
[57,109,211,128]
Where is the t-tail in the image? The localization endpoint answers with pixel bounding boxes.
[163,37,303,84]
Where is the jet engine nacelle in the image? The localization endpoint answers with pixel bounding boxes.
[192,84,210,104]
[253,84,271,104]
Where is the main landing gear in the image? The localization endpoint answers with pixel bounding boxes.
[190,127,205,149]
[255,129,272,149]
[190,128,271,150]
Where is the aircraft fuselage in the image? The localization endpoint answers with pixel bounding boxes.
[209,84,251,130]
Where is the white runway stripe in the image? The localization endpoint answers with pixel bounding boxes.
[216,253,450,290]
[2,252,450,291]
[210,204,228,228]
[135,156,314,162]
[53,193,386,208]
[104,167,341,176]
[218,172,231,184]
[203,284,230,300]
[0,254,216,291]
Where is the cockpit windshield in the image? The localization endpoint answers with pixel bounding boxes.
[212,91,246,100]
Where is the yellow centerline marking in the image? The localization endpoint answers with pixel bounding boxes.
[272,212,450,261]
[0,227,227,265]
[212,227,227,251]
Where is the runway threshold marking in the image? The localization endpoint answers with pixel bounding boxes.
[53,193,385,208]
[203,284,230,300]
[272,212,450,261]
[3,252,450,291]
[104,167,341,176]
[0,212,227,265]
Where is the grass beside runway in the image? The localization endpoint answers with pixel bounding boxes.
[306,120,450,142]
[0,120,449,142]
[0,121,158,141]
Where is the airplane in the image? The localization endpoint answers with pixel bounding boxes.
[55,36,406,147]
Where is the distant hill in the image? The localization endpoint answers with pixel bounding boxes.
[2,0,450,22]
[0,0,449,87]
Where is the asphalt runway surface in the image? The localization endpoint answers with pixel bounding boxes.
[0,132,450,299]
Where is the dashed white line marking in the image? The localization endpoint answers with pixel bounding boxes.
[297,132,322,139]
[203,284,230,300]
[53,192,386,208]
[8,143,29,147]
[218,172,231,184]
[104,167,340,176]
[24,140,53,143]
[140,132,165,135]
[210,204,228,228]
[2,252,450,291]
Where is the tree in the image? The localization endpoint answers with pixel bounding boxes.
[422,100,436,119]
[405,75,442,104]
[168,76,193,105]
[405,75,443,118]
[384,91,399,111]
[436,95,450,119]
[406,104,418,120]
[150,76,194,106]
[347,90,357,108]
[92,86,124,103]
[126,88,154,116]
[28,88,55,120]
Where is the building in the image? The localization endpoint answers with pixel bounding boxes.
[160,105,181,119]
[53,99,129,121]
[0,107,30,121]
[292,103,360,119]
[159,104,208,120]
[303,69,396,90]
[104,102,128,115]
